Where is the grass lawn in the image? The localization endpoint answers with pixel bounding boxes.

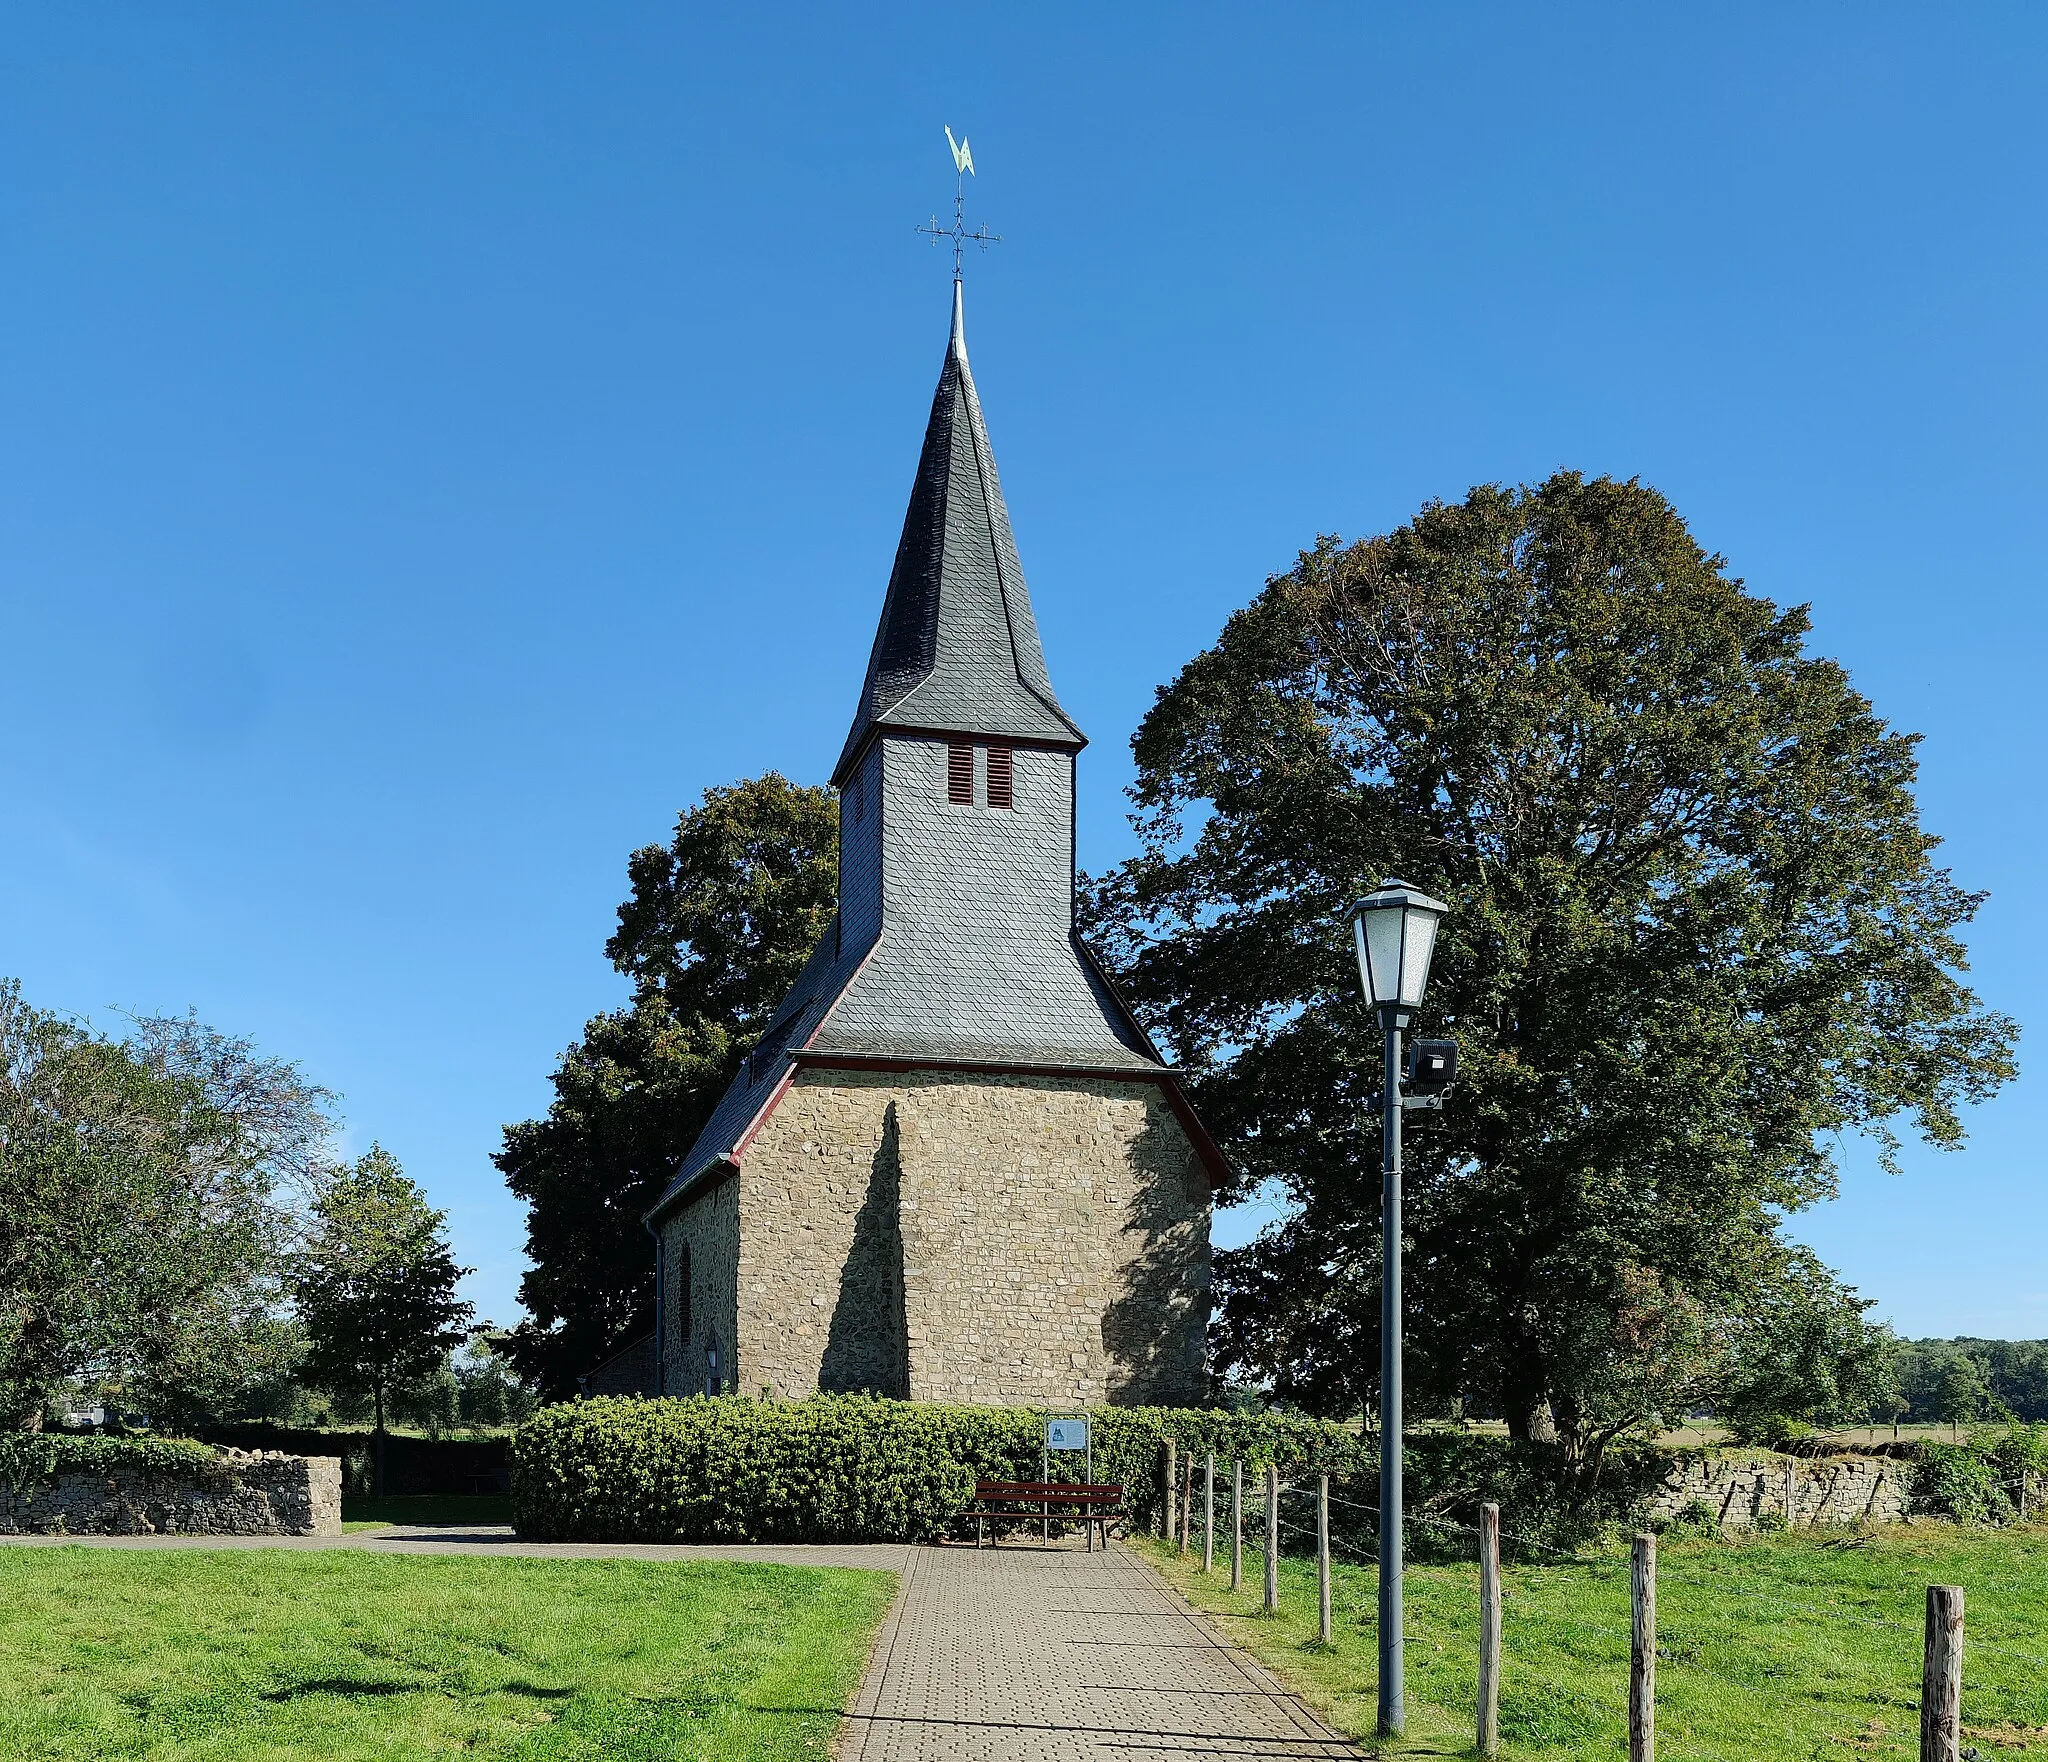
[1138,1523,2048,1759]
[0,1548,895,1760]
[339,1493,514,1531]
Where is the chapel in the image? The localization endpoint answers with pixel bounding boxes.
[640,281,1221,1408]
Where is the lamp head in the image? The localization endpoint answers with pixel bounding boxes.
[1350,879,1450,1027]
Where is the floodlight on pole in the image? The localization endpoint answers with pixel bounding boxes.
[1347,877,1448,1740]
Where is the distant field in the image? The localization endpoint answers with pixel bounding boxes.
[0,1548,895,1761]
[1139,1523,2048,1758]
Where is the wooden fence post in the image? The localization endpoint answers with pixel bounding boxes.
[1264,1463,1280,1616]
[1230,1458,1243,1592]
[1180,1449,1193,1556]
[1317,1472,1332,1645]
[1204,1454,1216,1573]
[1630,1532,1656,1762]
[1261,1466,1277,1614]
[1161,1438,1176,1542]
[1478,1502,1501,1758]
[1922,1586,1964,1762]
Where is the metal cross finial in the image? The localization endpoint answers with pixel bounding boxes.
[917,125,1000,278]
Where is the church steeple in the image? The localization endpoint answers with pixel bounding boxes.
[832,281,1085,785]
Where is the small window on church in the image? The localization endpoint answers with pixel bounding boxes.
[986,744,1013,810]
[947,741,973,804]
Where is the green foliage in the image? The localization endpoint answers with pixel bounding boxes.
[1896,1337,2048,1423]
[1716,1251,1902,1445]
[510,1394,1674,1549]
[0,1432,218,1497]
[513,1395,977,1542]
[1085,474,2014,1454]
[497,774,838,1399]
[1657,1497,1723,1540]
[1910,1422,2048,1523]
[511,1394,1372,1543]
[292,1147,474,1439]
[0,983,331,1427]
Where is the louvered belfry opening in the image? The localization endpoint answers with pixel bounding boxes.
[947,741,974,804]
[986,743,1014,810]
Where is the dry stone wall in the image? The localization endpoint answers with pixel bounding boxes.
[0,1448,341,1536]
[730,1068,1209,1408]
[1650,1451,1911,1530]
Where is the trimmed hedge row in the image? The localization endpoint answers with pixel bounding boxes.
[512,1396,975,1542]
[514,1400,2048,1547]
[0,1433,218,1497]
[510,1395,1372,1543]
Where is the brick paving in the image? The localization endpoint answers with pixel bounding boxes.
[843,1539,1357,1760]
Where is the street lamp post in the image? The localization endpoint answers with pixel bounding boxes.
[1350,879,1449,1740]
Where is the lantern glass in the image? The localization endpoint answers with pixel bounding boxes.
[1350,880,1449,1015]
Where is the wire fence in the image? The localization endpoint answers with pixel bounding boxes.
[1156,1452,2048,1757]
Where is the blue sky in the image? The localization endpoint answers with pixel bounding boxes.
[4,5,2042,1340]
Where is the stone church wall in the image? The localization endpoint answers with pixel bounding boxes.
[732,1067,1209,1407]
[657,1173,741,1397]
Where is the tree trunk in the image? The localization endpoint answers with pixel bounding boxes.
[373,1381,388,1500]
[1506,1397,1558,1444]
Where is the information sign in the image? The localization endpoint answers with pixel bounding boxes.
[1046,1417,1089,1452]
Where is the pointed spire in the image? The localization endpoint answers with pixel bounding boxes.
[832,281,1084,784]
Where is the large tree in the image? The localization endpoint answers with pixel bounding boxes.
[0,983,330,1428]
[293,1146,473,1487]
[497,774,837,1397]
[1087,473,2015,1459]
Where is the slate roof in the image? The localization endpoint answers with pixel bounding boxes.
[647,910,1164,1220]
[646,285,1176,1225]
[831,281,1085,786]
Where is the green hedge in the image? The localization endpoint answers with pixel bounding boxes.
[510,1395,1712,1551]
[510,1395,1367,1543]
[0,1433,219,1498]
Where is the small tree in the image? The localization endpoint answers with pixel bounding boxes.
[1933,1356,2002,1439]
[293,1147,473,1492]
[0,982,330,1428]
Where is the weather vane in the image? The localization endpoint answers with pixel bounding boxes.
[917,126,1000,278]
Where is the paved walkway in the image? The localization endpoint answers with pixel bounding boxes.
[845,1539,1356,1760]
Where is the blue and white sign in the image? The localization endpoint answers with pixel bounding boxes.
[1046,1417,1089,1452]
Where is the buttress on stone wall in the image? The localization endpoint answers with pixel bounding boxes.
[655,1067,1210,1407]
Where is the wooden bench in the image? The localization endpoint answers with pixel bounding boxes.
[962,1480,1126,1549]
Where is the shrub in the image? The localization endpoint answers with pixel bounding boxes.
[0,1433,218,1498]
[1911,1423,2048,1523]
[510,1395,1369,1544]
[1657,1498,1723,1541]
[509,1395,1691,1549]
